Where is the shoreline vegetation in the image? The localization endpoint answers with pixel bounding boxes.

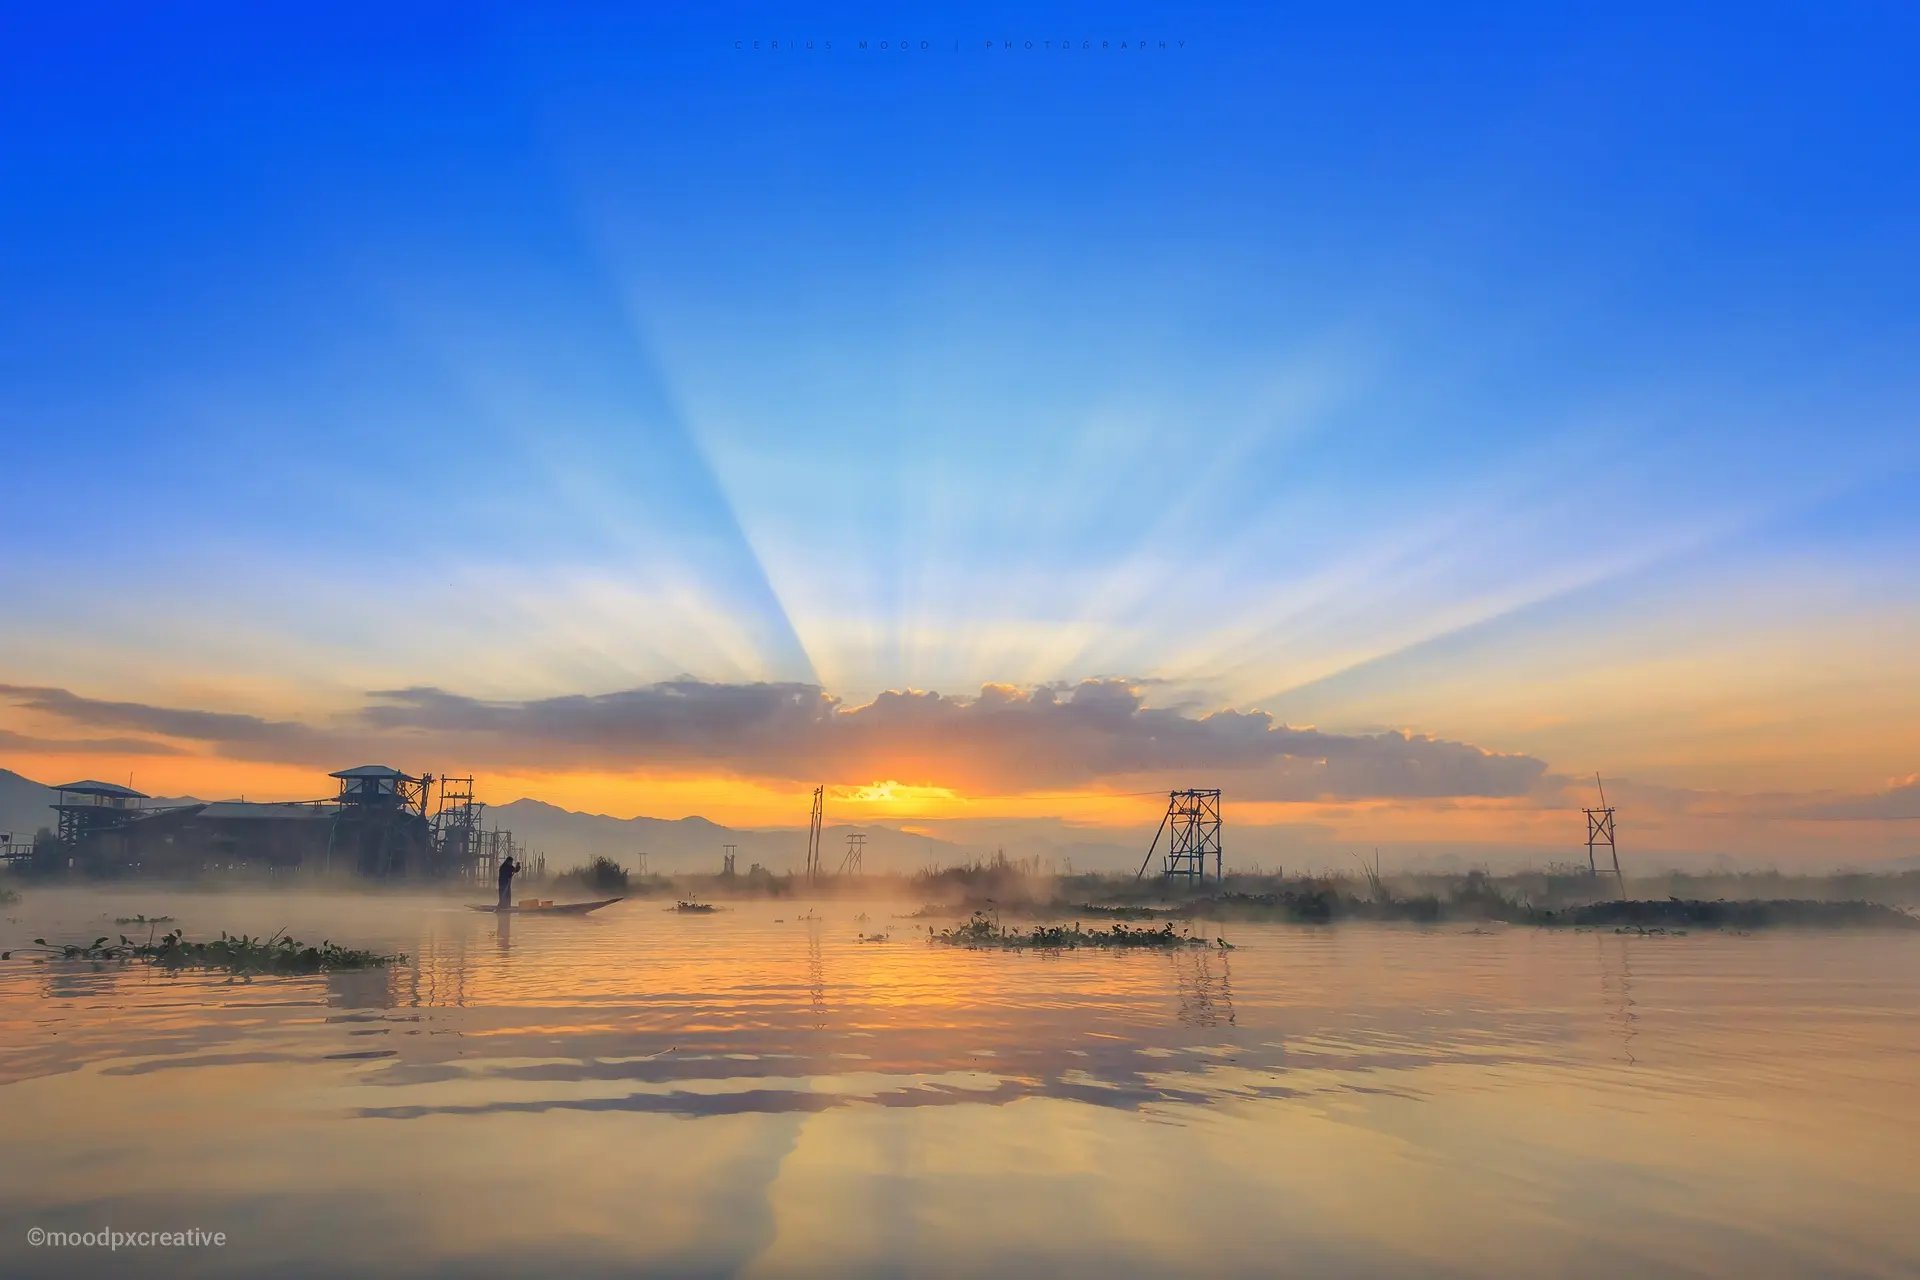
[901,858,1920,930]
[1055,892,1918,931]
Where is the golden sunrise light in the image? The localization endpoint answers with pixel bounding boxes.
[4,7,1919,1279]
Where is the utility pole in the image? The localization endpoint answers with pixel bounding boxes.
[1585,773,1623,887]
[805,786,824,882]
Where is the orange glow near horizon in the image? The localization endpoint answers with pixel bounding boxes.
[4,747,1914,865]
[0,748,1174,831]
[4,751,338,807]
[0,748,1432,834]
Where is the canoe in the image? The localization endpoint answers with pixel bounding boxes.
[470,897,623,916]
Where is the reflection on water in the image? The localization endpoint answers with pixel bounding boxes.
[807,923,826,1031]
[1,889,1916,1278]
[1172,947,1235,1028]
[1596,932,1639,1065]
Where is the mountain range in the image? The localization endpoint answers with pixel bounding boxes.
[489,796,974,874]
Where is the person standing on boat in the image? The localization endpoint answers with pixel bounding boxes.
[497,855,521,911]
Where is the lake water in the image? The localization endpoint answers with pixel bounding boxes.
[1,888,1916,1278]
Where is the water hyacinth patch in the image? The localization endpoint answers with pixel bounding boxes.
[3,929,404,973]
[930,912,1227,952]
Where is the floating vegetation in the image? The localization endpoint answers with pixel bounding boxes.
[858,931,892,943]
[114,914,176,925]
[929,913,1225,952]
[0,884,17,907]
[672,901,719,914]
[3,930,404,973]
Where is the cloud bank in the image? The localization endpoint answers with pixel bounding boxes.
[2,678,1551,801]
[1786,774,1920,821]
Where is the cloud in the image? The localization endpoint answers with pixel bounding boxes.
[2,677,1552,800]
[1593,774,1920,823]
[0,684,321,749]
[1785,774,1920,821]
[358,678,1548,798]
[0,727,186,756]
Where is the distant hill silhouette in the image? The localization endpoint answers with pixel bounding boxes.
[491,797,969,875]
[0,767,58,841]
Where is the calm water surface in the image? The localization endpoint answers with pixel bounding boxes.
[1,889,1916,1279]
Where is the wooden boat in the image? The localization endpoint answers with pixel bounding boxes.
[469,897,623,916]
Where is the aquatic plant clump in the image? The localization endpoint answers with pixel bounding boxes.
[114,914,176,925]
[930,912,1226,952]
[3,930,405,973]
[672,901,719,913]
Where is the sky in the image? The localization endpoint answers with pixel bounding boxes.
[2,2,1918,867]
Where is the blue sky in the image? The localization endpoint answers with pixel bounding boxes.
[2,2,1917,852]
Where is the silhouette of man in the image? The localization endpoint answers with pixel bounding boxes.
[497,855,521,911]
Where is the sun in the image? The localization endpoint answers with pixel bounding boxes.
[832,780,964,813]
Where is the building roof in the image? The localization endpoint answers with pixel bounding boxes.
[328,765,417,781]
[197,801,334,822]
[117,803,207,825]
[51,780,150,799]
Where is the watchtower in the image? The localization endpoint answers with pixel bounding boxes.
[331,764,428,815]
[52,780,148,846]
[326,764,432,877]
